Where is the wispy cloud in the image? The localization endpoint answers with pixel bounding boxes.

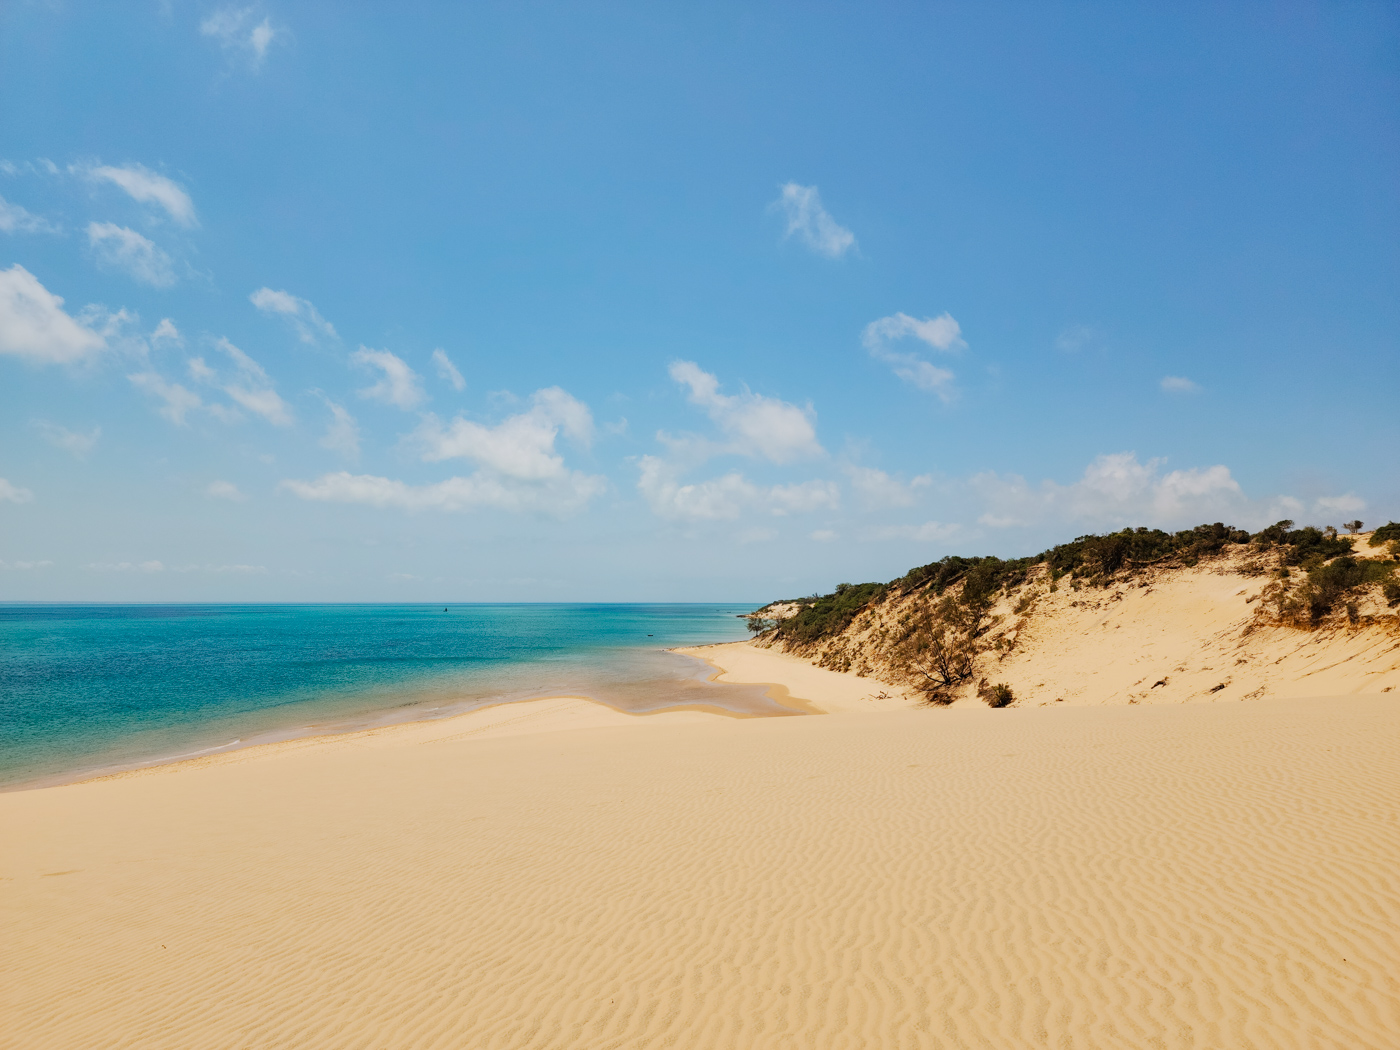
[250,287,337,344]
[288,387,606,516]
[432,348,466,391]
[83,163,196,227]
[282,469,606,516]
[201,7,284,68]
[353,347,425,410]
[87,222,176,287]
[1055,324,1097,353]
[0,194,60,235]
[316,395,361,460]
[971,452,1247,530]
[1160,375,1200,394]
[0,478,35,504]
[862,312,964,401]
[667,361,822,465]
[772,182,856,259]
[867,520,960,542]
[1314,494,1365,516]
[128,371,203,425]
[151,318,182,346]
[205,480,247,501]
[210,338,293,426]
[0,265,107,365]
[412,387,594,479]
[33,421,100,458]
[845,465,932,510]
[636,457,839,521]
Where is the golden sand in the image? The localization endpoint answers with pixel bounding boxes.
[3,645,1398,1048]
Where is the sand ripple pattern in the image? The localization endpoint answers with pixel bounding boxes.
[3,696,1398,1048]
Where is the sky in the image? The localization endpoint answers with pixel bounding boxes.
[2,1,1397,602]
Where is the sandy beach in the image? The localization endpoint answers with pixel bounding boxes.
[3,643,1398,1049]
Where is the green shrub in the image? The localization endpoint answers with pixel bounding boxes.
[770,581,886,646]
[1384,582,1400,607]
[1370,522,1400,547]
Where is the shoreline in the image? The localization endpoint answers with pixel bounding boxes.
[7,642,871,794]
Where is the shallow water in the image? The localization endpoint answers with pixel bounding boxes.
[0,603,778,788]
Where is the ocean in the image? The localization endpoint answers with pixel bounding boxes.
[0,603,782,790]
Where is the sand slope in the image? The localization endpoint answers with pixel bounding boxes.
[4,688,1398,1048]
[772,549,1400,706]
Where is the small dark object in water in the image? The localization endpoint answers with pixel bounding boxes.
[443,607,448,612]
[647,634,653,637]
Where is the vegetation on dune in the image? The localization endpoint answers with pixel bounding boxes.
[754,518,1400,707]
[767,582,887,646]
[1369,521,1400,548]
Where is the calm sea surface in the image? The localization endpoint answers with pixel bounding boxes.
[0,604,777,789]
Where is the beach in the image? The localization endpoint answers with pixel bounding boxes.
[3,642,1398,1049]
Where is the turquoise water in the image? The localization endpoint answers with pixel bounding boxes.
[0,604,776,789]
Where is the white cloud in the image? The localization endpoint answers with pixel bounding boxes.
[0,265,107,365]
[845,465,932,509]
[85,163,196,227]
[289,386,605,516]
[206,338,294,426]
[205,480,247,501]
[87,560,164,572]
[128,371,203,425]
[810,529,838,542]
[772,183,856,259]
[281,469,606,516]
[87,222,176,287]
[432,348,466,391]
[668,360,822,464]
[250,287,337,344]
[1055,325,1097,353]
[200,7,283,67]
[1314,494,1365,516]
[0,559,53,570]
[33,421,100,458]
[1160,376,1200,394]
[637,457,839,521]
[413,388,593,478]
[151,318,182,345]
[0,194,60,234]
[316,396,360,460]
[0,478,35,504]
[738,527,779,544]
[971,452,1249,530]
[353,347,425,410]
[862,312,965,402]
[869,520,960,543]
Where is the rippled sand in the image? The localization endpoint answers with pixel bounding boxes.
[3,662,1397,1048]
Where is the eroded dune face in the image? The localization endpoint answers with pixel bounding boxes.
[757,534,1400,707]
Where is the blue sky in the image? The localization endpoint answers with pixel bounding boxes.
[2,2,1397,601]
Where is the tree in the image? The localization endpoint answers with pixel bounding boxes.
[1344,520,1364,535]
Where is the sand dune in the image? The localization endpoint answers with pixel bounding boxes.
[4,670,1398,1048]
[761,544,1400,707]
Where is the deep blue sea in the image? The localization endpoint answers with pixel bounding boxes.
[0,604,776,789]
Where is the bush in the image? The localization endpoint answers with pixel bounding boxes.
[1370,522,1400,548]
[1384,582,1400,608]
[986,682,1014,708]
[1344,520,1364,535]
[770,581,886,646]
[1285,557,1397,623]
[1279,527,1354,566]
